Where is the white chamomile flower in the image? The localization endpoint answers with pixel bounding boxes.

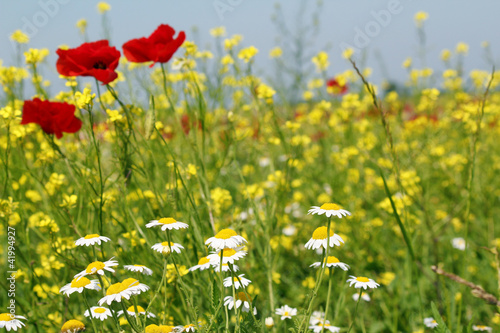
[61,319,85,333]
[223,274,251,289]
[224,292,256,314]
[347,276,380,290]
[305,226,344,250]
[310,256,349,271]
[146,217,189,231]
[352,292,371,302]
[472,325,492,332]
[183,324,196,332]
[84,307,113,321]
[452,237,466,251]
[282,225,297,236]
[117,305,156,318]
[308,203,351,218]
[151,241,184,254]
[309,311,325,325]
[74,257,119,279]
[60,277,101,296]
[75,234,111,247]
[424,317,438,328]
[189,256,211,272]
[205,229,247,251]
[124,265,153,276]
[275,305,297,320]
[0,314,26,331]
[98,278,150,306]
[309,322,341,333]
[207,248,247,265]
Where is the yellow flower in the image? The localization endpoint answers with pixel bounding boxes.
[342,48,354,60]
[256,83,276,103]
[60,194,78,209]
[238,46,258,63]
[106,109,123,123]
[76,19,87,34]
[269,47,283,58]
[210,26,226,37]
[414,11,429,27]
[378,272,396,285]
[10,30,29,44]
[312,51,329,72]
[456,42,469,54]
[75,87,95,109]
[24,48,49,65]
[402,57,412,69]
[97,2,111,14]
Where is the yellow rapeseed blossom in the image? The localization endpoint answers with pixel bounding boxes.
[210,26,226,37]
[24,48,49,65]
[269,46,283,58]
[456,42,469,54]
[76,19,87,34]
[238,46,258,63]
[414,11,429,27]
[256,83,276,104]
[10,30,29,44]
[312,51,329,72]
[402,57,412,69]
[97,2,111,14]
[75,87,95,109]
[342,48,354,60]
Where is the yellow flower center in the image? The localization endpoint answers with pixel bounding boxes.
[312,226,334,240]
[0,313,13,321]
[215,229,237,239]
[160,241,175,248]
[198,257,210,265]
[106,282,125,295]
[84,234,100,239]
[356,277,370,282]
[320,203,341,210]
[158,217,176,224]
[122,278,139,289]
[61,319,85,332]
[127,305,145,312]
[233,277,240,282]
[134,265,145,267]
[86,261,105,274]
[221,248,237,257]
[70,277,90,288]
[236,291,251,302]
[94,308,106,314]
[326,256,340,264]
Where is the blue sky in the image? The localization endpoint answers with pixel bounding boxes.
[0,0,498,86]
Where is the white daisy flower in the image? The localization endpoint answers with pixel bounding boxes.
[309,311,325,325]
[0,314,26,331]
[98,278,149,306]
[75,234,111,247]
[205,229,247,251]
[183,324,196,332]
[424,317,438,328]
[265,317,274,328]
[213,263,239,273]
[282,225,297,236]
[84,307,113,321]
[223,274,251,289]
[305,226,344,250]
[59,277,101,296]
[124,265,153,276]
[309,322,341,333]
[352,292,371,302]
[224,292,256,314]
[74,257,119,279]
[151,241,184,254]
[117,305,156,318]
[472,325,492,332]
[146,217,189,231]
[189,256,212,272]
[61,319,85,333]
[310,256,350,271]
[275,305,297,320]
[308,203,351,218]
[452,237,466,251]
[207,248,247,265]
[347,276,380,290]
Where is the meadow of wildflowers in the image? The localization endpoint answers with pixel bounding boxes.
[1,3,500,333]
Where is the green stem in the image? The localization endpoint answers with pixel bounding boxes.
[82,291,99,333]
[347,289,363,333]
[321,268,334,333]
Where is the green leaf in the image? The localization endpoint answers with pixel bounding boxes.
[431,302,451,333]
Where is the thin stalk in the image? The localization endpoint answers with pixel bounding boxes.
[321,268,334,333]
[347,289,363,333]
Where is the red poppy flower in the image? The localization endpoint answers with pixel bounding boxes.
[56,40,121,85]
[326,78,348,95]
[21,98,82,138]
[123,24,186,66]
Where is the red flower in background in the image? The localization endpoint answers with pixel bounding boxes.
[123,24,185,66]
[56,40,121,85]
[21,98,82,138]
[326,78,348,95]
